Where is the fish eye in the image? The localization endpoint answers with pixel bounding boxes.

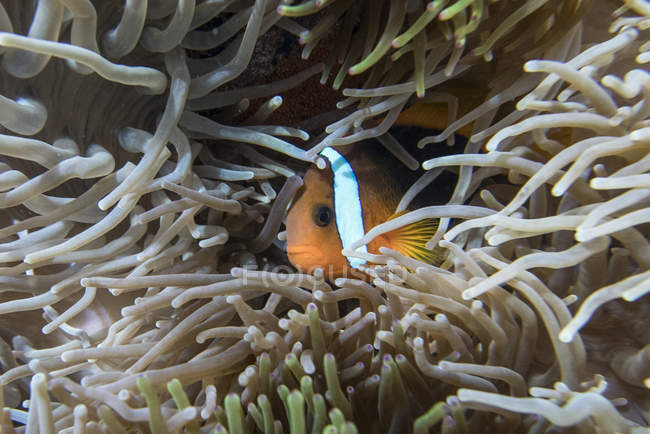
[312,204,333,227]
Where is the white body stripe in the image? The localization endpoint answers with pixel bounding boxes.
[319,147,368,269]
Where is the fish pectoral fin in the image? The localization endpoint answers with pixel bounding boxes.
[382,214,445,266]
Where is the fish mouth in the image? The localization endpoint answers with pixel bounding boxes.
[286,245,316,254]
[286,245,325,267]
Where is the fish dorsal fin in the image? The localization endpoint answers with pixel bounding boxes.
[378,211,445,266]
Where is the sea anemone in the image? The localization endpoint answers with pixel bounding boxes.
[0,0,648,432]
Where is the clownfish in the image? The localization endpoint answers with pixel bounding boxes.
[284,94,485,279]
[285,144,443,279]
[284,116,467,279]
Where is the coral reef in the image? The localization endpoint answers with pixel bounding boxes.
[0,0,648,432]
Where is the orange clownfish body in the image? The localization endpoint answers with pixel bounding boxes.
[285,95,483,280]
[285,144,443,280]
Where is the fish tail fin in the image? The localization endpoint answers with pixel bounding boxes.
[382,212,445,266]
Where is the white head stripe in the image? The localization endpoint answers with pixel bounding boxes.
[319,147,368,269]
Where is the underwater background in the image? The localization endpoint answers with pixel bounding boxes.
[0,0,648,432]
